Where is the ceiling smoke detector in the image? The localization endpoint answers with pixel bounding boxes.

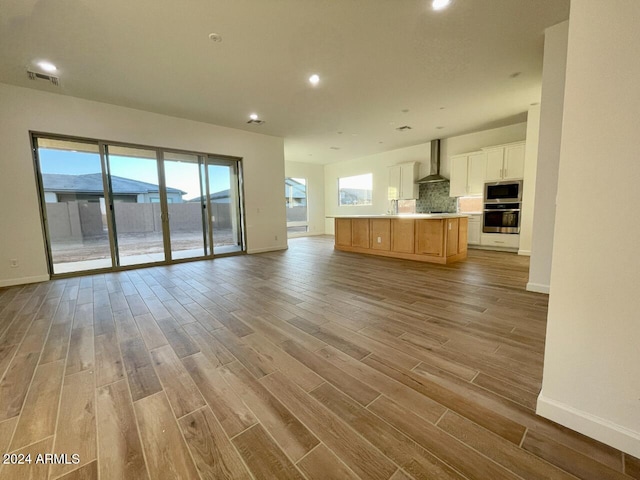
[396,125,412,131]
[27,70,59,86]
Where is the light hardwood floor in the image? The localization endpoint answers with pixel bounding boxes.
[0,236,638,480]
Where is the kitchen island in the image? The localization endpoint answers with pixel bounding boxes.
[333,214,468,264]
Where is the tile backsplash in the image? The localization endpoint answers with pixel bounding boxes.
[416,181,457,213]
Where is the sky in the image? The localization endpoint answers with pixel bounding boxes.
[39,148,231,200]
[339,173,372,190]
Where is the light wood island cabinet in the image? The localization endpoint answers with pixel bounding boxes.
[351,218,370,248]
[333,215,468,264]
[391,218,415,253]
[415,219,444,256]
[335,219,352,247]
[370,218,391,251]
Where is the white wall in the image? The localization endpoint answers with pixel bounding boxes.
[527,21,569,293]
[324,123,527,234]
[518,105,541,256]
[284,161,325,235]
[0,83,287,287]
[537,1,640,457]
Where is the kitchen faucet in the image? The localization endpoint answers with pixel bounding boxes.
[390,199,398,215]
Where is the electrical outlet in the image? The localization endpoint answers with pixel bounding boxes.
[10,258,18,268]
[377,236,382,244]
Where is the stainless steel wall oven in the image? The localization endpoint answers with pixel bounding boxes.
[483,181,522,234]
[483,202,521,234]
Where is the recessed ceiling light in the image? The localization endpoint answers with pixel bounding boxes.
[246,114,265,125]
[432,0,451,11]
[37,61,57,72]
[208,33,222,42]
[309,74,320,86]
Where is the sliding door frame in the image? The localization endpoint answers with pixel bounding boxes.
[31,134,57,277]
[30,131,247,279]
[99,143,119,268]
[205,156,246,255]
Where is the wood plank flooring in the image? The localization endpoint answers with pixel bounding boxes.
[0,235,638,479]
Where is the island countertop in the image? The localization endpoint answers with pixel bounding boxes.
[333,215,468,264]
[328,213,468,219]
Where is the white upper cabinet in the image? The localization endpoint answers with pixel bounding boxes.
[449,152,486,197]
[467,152,486,194]
[504,143,526,180]
[484,141,525,182]
[388,162,419,200]
[485,149,505,182]
[449,155,468,197]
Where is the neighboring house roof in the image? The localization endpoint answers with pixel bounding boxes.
[42,173,185,195]
[189,189,230,203]
[285,178,306,199]
[340,188,372,204]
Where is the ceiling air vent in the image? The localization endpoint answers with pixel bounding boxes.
[246,119,265,125]
[27,70,59,86]
[396,125,412,131]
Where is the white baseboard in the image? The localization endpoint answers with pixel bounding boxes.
[0,274,50,288]
[288,232,325,238]
[518,249,531,256]
[526,282,550,294]
[537,393,640,458]
[247,246,288,254]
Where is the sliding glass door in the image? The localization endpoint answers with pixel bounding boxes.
[206,158,243,254]
[33,134,245,276]
[36,138,114,274]
[105,145,167,266]
[163,152,208,260]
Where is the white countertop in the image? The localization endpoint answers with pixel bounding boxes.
[328,214,469,219]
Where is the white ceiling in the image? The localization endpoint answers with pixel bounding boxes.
[0,0,569,165]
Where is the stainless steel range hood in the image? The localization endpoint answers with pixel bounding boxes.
[417,139,447,183]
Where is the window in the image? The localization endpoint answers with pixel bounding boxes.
[338,173,373,206]
[285,177,308,235]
